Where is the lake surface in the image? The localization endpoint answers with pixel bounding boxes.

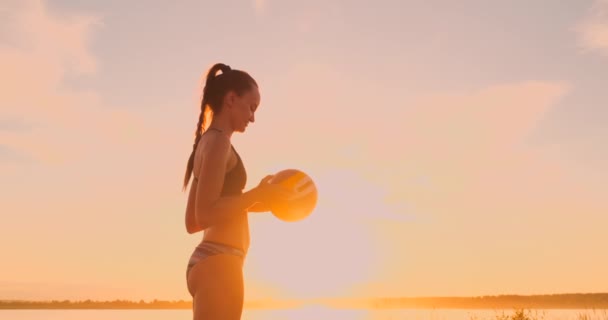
[1,308,607,320]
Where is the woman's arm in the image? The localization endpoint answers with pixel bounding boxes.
[186,185,262,233]
[193,134,261,230]
[247,202,271,213]
[185,183,203,234]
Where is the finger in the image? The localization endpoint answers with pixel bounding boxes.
[261,175,274,184]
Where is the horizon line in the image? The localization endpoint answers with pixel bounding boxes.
[2,292,608,303]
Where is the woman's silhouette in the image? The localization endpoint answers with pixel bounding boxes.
[182,63,292,319]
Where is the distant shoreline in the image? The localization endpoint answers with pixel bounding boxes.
[1,293,608,310]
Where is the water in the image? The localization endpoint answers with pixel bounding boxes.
[1,308,607,320]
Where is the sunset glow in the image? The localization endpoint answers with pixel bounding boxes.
[1,0,607,305]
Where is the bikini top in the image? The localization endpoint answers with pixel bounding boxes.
[193,128,247,196]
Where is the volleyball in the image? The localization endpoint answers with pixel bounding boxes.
[268,169,318,222]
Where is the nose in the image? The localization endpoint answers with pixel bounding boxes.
[249,114,255,123]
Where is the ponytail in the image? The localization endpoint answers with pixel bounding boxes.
[182,63,256,191]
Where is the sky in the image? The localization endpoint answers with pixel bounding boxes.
[0,0,607,302]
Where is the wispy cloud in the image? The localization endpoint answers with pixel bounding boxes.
[576,0,608,55]
[354,81,600,297]
[0,0,154,165]
[269,67,580,297]
[263,62,571,222]
[367,81,571,228]
[243,59,585,297]
[0,117,34,132]
[0,144,31,163]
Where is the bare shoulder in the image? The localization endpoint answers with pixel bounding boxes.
[194,130,231,177]
[194,130,233,208]
[202,130,231,156]
[185,130,231,233]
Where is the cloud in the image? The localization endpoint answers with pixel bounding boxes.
[246,72,578,298]
[0,144,31,163]
[355,81,569,203]
[0,2,171,301]
[0,0,154,165]
[246,61,571,223]
[575,0,608,55]
[348,81,606,297]
[245,70,577,298]
[0,117,34,132]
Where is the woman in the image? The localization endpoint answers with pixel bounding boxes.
[182,63,291,319]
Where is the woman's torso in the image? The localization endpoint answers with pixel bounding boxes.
[192,131,250,253]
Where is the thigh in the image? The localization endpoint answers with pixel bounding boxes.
[188,254,244,320]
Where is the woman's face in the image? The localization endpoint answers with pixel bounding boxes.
[229,86,260,133]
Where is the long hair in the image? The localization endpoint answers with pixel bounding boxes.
[182,63,257,191]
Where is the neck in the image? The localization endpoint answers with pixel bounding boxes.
[207,117,234,138]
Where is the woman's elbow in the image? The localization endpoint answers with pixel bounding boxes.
[186,223,203,234]
[186,211,205,234]
[194,210,212,231]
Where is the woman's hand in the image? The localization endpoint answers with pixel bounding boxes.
[251,175,294,209]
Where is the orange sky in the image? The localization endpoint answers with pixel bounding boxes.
[1,0,607,301]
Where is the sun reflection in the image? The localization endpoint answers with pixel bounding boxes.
[260,305,370,320]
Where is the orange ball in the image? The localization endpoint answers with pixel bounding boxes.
[268,169,318,222]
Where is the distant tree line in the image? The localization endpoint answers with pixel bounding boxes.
[0,299,192,309]
[361,293,608,309]
[2,293,607,310]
